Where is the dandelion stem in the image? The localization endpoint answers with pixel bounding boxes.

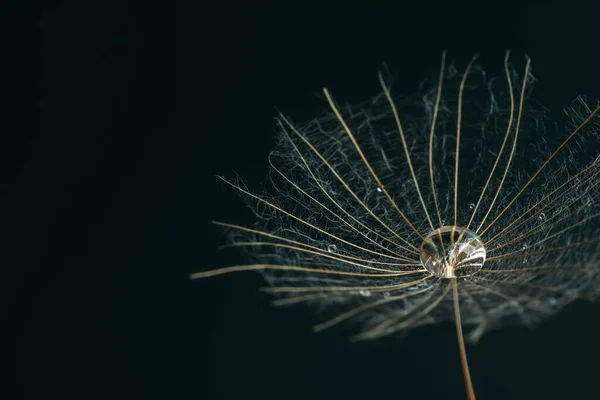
[452,278,476,400]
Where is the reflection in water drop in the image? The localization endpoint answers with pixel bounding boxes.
[419,226,486,278]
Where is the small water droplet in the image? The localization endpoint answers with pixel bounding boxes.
[539,212,546,221]
[566,289,579,299]
[410,281,431,291]
[359,290,372,297]
[469,203,475,210]
[327,244,337,253]
[376,186,383,193]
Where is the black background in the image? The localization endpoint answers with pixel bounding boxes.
[6,1,600,399]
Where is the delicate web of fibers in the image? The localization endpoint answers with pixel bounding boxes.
[201,54,600,343]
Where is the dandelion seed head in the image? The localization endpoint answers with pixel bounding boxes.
[197,53,600,347]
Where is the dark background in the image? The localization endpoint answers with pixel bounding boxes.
[6,1,600,399]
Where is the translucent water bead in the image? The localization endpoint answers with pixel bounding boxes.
[419,226,486,278]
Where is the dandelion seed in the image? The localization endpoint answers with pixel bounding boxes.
[192,51,600,399]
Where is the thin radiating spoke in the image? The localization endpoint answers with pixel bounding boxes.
[464,280,534,328]
[454,54,479,226]
[461,283,488,342]
[479,103,600,237]
[472,276,566,294]
[261,273,429,293]
[218,176,419,260]
[190,264,422,280]
[490,187,599,257]
[485,159,599,246]
[271,293,332,306]
[487,237,600,262]
[480,269,589,278]
[466,51,515,232]
[274,131,415,258]
[487,212,600,260]
[380,70,434,231]
[429,51,446,228]
[323,88,425,240]
[352,281,451,341]
[476,56,531,233]
[279,115,420,253]
[485,160,600,245]
[224,241,421,271]
[312,277,437,332]
[487,192,600,254]
[212,221,414,263]
[480,263,596,274]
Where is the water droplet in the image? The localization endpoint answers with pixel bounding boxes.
[539,212,546,221]
[566,289,579,299]
[327,244,337,253]
[521,244,529,263]
[420,226,486,278]
[410,280,431,291]
[469,203,475,210]
[376,186,383,193]
[359,290,372,297]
